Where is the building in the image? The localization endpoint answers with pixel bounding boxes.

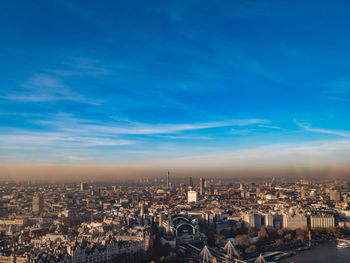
[32,193,44,214]
[301,187,306,199]
[283,209,307,229]
[0,218,28,227]
[188,190,198,203]
[80,182,88,191]
[166,171,170,188]
[263,213,274,229]
[199,178,205,195]
[188,176,193,187]
[242,212,261,230]
[330,190,341,202]
[310,215,335,229]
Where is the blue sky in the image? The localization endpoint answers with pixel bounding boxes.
[0,1,350,177]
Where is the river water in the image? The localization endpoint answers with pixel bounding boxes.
[280,242,350,263]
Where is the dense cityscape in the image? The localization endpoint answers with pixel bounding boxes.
[2,1,350,262]
[1,174,350,263]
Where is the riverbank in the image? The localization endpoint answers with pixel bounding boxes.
[279,241,350,263]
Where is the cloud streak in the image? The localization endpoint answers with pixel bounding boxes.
[0,114,269,163]
[0,132,133,149]
[33,115,267,135]
[1,74,100,104]
[296,120,350,138]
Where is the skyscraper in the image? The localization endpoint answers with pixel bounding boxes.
[166,171,170,188]
[200,178,205,195]
[80,182,88,192]
[32,193,44,215]
[188,176,193,187]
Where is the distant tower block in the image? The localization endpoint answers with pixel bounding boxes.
[301,187,306,199]
[32,193,44,215]
[188,176,193,187]
[200,178,205,195]
[80,182,88,191]
[330,190,341,201]
[166,171,170,188]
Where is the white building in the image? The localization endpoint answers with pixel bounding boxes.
[283,209,307,230]
[242,212,261,230]
[263,213,274,229]
[188,190,198,203]
[310,215,335,229]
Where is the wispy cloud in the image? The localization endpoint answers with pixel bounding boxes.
[33,115,267,135]
[153,134,212,140]
[1,74,100,104]
[295,120,350,138]
[258,124,283,130]
[0,114,268,163]
[0,132,133,149]
[49,57,112,76]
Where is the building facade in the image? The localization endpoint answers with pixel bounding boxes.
[187,191,198,203]
[310,215,335,229]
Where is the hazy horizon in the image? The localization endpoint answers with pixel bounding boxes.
[1,1,350,180]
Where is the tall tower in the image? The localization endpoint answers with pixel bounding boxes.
[188,176,193,187]
[80,182,88,192]
[166,171,170,188]
[32,193,44,215]
[200,178,205,195]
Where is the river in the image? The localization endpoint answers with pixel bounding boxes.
[280,242,350,263]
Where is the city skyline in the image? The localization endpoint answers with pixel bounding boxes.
[1,1,350,180]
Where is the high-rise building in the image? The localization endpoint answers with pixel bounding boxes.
[32,193,44,215]
[301,187,306,199]
[263,213,274,229]
[188,190,198,203]
[282,210,307,229]
[166,171,170,188]
[80,182,88,192]
[188,176,193,187]
[242,212,262,230]
[199,178,205,195]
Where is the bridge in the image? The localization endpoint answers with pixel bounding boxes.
[180,243,246,263]
[179,242,283,263]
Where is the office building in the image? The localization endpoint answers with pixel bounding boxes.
[188,190,198,203]
[188,176,193,187]
[166,171,170,188]
[80,182,88,191]
[310,215,335,229]
[242,212,262,230]
[32,193,44,215]
[283,209,307,229]
[330,190,341,202]
[199,178,205,195]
